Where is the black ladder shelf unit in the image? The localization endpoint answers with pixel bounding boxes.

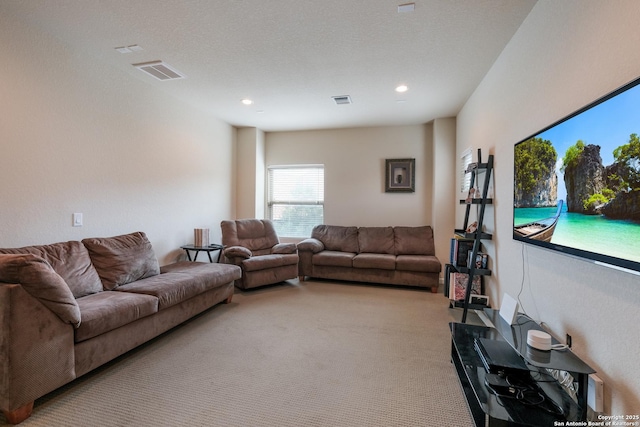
[453,149,493,323]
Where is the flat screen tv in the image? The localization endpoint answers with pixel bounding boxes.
[513,76,640,275]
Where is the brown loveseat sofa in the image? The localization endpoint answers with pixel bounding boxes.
[297,225,441,292]
[0,232,241,424]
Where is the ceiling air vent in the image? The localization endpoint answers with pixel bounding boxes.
[332,95,352,105]
[133,61,186,81]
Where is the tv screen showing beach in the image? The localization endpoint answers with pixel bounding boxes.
[513,77,640,272]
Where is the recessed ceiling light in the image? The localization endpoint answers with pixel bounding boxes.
[395,85,408,93]
[241,99,253,105]
[115,46,132,54]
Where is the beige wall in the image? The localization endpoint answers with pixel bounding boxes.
[431,118,457,282]
[236,128,265,219]
[0,10,235,265]
[265,124,455,268]
[266,126,432,226]
[457,0,640,414]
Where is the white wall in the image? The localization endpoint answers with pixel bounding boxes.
[0,11,235,265]
[457,0,640,414]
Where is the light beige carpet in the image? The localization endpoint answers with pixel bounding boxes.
[6,280,475,427]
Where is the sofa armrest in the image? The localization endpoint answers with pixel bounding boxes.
[0,283,76,417]
[0,254,81,327]
[296,238,324,254]
[296,239,323,278]
[224,245,252,260]
[272,243,297,254]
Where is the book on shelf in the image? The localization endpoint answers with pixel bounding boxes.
[466,251,488,269]
[449,238,475,268]
[448,272,482,301]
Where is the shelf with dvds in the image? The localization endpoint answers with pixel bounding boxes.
[447,149,493,323]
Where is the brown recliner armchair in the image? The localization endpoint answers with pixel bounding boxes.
[220,219,299,290]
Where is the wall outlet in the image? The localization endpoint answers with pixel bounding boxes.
[588,373,604,412]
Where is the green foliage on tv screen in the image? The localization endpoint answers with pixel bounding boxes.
[514,137,557,195]
[613,133,640,190]
[561,140,585,173]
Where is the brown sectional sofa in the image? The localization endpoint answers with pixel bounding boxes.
[297,225,441,291]
[0,232,241,424]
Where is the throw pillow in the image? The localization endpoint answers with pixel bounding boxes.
[0,240,103,298]
[394,226,435,255]
[312,225,359,253]
[82,231,160,290]
[358,227,395,254]
[0,254,81,327]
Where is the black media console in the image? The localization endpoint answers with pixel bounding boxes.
[450,309,595,426]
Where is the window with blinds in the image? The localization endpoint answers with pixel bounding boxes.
[267,165,324,238]
[460,148,473,193]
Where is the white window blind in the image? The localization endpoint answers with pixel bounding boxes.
[267,165,324,238]
[460,149,473,193]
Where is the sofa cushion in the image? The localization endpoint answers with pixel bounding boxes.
[396,255,441,273]
[0,240,103,298]
[221,219,279,253]
[358,227,395,254]
[119,262,241,310]
[0,254,82,327]
[160,260,241,277]
[242,253,299,272]
[75,291,158,342]
[352,253,396,270]
[82,232,160,290]
[394,226,435,255]
[312,251,355,268]
[312,225,359,253]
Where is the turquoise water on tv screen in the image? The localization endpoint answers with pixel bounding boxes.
[514,205,640,263]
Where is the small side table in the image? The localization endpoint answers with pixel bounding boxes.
[180,244,224,263]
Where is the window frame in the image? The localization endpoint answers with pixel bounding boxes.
[460,148,473,193]
[266,164,325,238]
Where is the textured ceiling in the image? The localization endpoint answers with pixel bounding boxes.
[2,0,536,132]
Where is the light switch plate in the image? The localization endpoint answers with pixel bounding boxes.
[73,213,83,227]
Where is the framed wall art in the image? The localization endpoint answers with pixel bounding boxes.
[385,158,415,192]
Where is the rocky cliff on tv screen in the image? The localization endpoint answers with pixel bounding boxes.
[513,76,640,273]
